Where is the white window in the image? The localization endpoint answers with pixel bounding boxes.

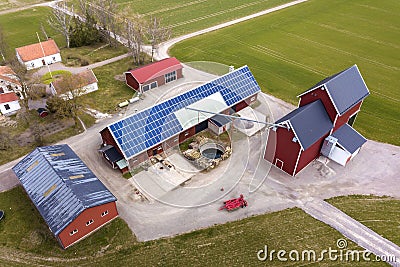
[165,71,177,83]
[142,84,150,92]
[86,219,94,226]
[150,81,157,89]
[101,210,109,217]
[157,146,162,150]
[184,132,189,137]
[69,229,78,236]
[174,138,178,142]
[4,104,10,110]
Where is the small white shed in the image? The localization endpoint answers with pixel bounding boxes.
[208,115,232,136]
[321,124,367,166]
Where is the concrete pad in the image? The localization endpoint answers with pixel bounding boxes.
[131,158,194,201]
[234,107,267,136]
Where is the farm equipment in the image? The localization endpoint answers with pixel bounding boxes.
[219,194,248,212]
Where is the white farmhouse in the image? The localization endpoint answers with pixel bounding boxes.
[0,92,21,116]
[0,66,22,98]
[15,39,61,70]
[49,70,98,99]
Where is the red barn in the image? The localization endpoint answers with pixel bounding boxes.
[265,65,370,176]
[125,57,183,93]
[12,144,118,249]
[102,66,260,171]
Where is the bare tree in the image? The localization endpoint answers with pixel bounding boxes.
[124,18,146,65]
[9,58,31,110]
[88,0,119,47]
[47,73,86,129]
[47,1,73,48]
[147,16,171,61]
[78,0,89,16]
[40,23,49,40]
[0,26,9,63]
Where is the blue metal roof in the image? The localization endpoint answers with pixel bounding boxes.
[210,114,232,127]
[276,100,333,150]
[107,66,261,159]
[12,144,117,235]
[332,123,367,154]
[299,65,370,115]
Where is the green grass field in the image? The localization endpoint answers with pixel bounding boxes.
[0,7,64,51]
[71,0,293,37]
[79,57,137,113]
[1,187,396,266]
[0,0,46,12]
[170,0,400,145]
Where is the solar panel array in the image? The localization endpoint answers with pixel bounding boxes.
[108,66,261,159]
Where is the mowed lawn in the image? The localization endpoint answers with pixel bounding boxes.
[1,186,396,266]
[170,0,400,145]
[0,7,64,50]
[71,0,293,37]
[0,0,46,12]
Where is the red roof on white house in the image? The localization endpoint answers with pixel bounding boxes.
[16,39,60,62]
[126,57,182,84]
[0,92,19,104]
[0,66,21,86]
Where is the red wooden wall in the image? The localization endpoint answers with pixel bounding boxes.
[295,135,327,175]
[125,73,139,91]
[264,127,301,176]
[299,87,337,122]
[58,201,118,249]
[333,101,362,131]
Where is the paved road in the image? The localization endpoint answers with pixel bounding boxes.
[34,52,132,76]
[301,199,400,266]
[0,0,61,15]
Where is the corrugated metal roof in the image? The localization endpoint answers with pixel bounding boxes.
[298,65,370,115]
[12,144,116,235]
[276,100,333,150]
[332,123,367,154]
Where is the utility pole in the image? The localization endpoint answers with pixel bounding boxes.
[36,32,53,79]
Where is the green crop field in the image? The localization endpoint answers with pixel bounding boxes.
[170,0,400,146]
[71,0,293,37]
[1,187,398,266]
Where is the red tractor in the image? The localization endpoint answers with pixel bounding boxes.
[219,194,248,212]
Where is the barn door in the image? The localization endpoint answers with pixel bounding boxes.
[275,158,284,169]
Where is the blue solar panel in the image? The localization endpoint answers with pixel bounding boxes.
[107,66,261,159]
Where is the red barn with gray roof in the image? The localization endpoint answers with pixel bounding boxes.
[12,144,118,249]
[265,65,370,175]
[125,57,183,93]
